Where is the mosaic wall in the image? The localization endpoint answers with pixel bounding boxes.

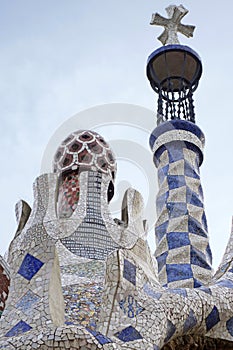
[61,260,105,329]
[0,124,232,349]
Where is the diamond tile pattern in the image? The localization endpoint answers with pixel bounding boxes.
[16,290,40,313]
[164,320,176,343]
[18,253,44,281]
[115,326,143,342]
[205,306,220,332]
[5,320,32,337]
[154,143,212,288]
[86,328,112,345]
[166,264,193,283]
[183,309,197,332]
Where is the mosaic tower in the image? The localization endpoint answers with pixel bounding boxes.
[148,5,213,288]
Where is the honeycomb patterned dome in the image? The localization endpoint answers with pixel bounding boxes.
[53,130,116,180]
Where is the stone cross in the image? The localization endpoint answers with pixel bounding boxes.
[150,4,195,45]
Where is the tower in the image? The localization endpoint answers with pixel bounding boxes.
[147,4,213,288]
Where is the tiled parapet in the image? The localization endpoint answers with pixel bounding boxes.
[0,240,65,338]
[149,120,213,288]
[0,174,65,339]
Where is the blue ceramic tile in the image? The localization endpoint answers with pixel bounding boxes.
[86,328,112,345]
[153,145,167,167]
[164,320,176,342]
[166,264,193,283]
[205,244,212,265]
[167,143,184,163]
[188,217,207,238]
[18,253,44,281]
[167,232,190,250]
[143,283,162,300]
[184,162,200,179]
[123,259,136,286]
[156,192,169,214]
[149,132,156,149]
[193,279,202,288]
[167,288,187,297]
[119,295,144,318]
[226,317,233,336]
[158,165,169,185]
[186,143,203,166]
[16,290,40,312]
[216,279,233,288]
[167,175,185,190]
[183,309,197,332]
[201,211,208,231]
[205,306,220,332]
[155,221,169,243]
[198,184,204,201]
[197,286,212,294]
[156,251,168,273]
[190,247,211,270]
[5,320,32,337]
[115,326,143,342]
[186,188,203,207]
[167,202,188,218]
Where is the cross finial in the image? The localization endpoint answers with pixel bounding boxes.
[150,4,195,45]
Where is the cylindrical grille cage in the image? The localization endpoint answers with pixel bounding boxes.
[147,45,202,125]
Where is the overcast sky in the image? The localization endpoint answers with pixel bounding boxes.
[0,1,232,270]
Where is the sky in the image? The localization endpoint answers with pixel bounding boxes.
[0,0,232,270]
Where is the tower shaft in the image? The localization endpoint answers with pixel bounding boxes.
[150,120,212,288]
